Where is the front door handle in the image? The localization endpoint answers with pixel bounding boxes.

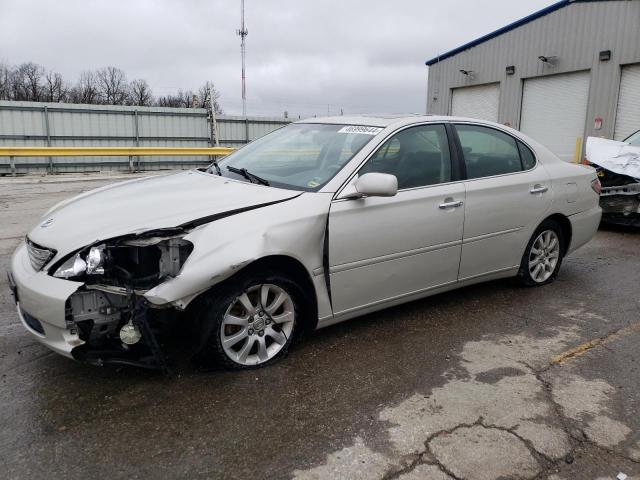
[530,184,548,194]
[439,198,464,209]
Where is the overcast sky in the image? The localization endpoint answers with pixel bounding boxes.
[0,0,557,117]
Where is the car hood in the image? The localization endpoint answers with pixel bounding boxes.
[27,170,300,255]
[586,137,640,180]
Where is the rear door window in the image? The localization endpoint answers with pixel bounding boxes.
[455,124,525,179]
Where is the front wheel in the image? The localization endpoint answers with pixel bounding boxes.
[195,273,301,369]
[517,220,565,286]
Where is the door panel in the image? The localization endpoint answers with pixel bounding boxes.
[459,167,551,279]
[329,184,465,315]
[455,123,552,280]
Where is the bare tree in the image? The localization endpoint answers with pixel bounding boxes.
[197,81,223,114]
[0,61,224,110]
[127,78,153,106]
[69,70,100,104]
[176,89,194,108]
[23,63,44,101]
[156,84,223,112]
[156,89,191,108]
[43,70,68,102]
[11,62,45,101]
[96,66,128,105]
[9,68,22,100]
[156,94,183,108]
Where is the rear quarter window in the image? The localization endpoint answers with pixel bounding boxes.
[517,141,536,170]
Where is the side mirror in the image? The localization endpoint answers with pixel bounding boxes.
[338,173,398,200]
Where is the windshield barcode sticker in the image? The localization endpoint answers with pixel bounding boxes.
[337,125,383,135]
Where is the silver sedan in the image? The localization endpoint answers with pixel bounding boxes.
[9,115,602,370]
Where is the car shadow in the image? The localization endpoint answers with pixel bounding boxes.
[599,221,640,234]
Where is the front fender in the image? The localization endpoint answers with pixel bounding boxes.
[144,193,332,316]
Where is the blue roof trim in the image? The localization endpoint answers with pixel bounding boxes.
[425,0,574,66]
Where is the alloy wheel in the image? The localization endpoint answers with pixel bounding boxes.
[220,284,295,366]
[528,230,560,283]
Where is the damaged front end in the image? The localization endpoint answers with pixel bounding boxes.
[596,168,640,227]
[51,230,195,371]
[586,136,640,227]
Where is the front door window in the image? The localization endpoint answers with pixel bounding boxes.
[359,124,451,189]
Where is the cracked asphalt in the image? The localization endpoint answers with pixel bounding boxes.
[1,173,639,480]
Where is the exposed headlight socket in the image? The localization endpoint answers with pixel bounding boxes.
[52,244,107,279]
[86,245,106,275]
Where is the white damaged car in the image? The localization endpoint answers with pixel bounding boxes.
[586,132,640,226]
[8,115,602,370]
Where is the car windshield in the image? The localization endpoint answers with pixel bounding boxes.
[210,123,380,191]
[624,130,640,147]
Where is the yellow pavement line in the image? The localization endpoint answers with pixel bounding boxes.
[0,146,235,157]
[551,338,603,365]
[551,321,640,365]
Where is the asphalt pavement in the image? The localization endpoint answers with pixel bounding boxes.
[1,173,638,480]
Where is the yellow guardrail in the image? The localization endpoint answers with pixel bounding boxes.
[0,146,237,176]
[0,146,235,157]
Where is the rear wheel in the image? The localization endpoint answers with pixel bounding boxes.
[517,220,565,286]
[195,272,301,369]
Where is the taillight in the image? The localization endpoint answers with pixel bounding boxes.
[591,178,601,195]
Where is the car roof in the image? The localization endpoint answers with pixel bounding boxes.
[295,114,507,129]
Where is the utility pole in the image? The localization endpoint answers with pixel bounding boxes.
[209,84,220,147]
[237,0,248,117]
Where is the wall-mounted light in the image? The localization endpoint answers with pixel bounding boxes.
[506,65,515,75]
[599,50,612,61]
[538,55,557,65]
[459,69,475,79]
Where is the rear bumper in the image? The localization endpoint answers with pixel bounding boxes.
[567,205,601,254]
[9,243,84,358]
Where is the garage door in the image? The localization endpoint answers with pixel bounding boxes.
[450,83,500,122]
[614,64,640,141]
[520,71,590,162]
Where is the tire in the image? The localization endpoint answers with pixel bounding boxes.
[517,219,565,287]
[194,271,303,370]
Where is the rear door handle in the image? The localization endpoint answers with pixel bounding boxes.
[530,184,548,194]
[439,199,463,209]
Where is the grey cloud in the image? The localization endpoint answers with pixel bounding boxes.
[0,0,556,117]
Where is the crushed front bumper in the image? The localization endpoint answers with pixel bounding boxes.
[9,243,85,358]
[600,182,640,226]
[9,243,173,370]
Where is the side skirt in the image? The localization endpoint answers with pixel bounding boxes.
[316,266,518,329]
